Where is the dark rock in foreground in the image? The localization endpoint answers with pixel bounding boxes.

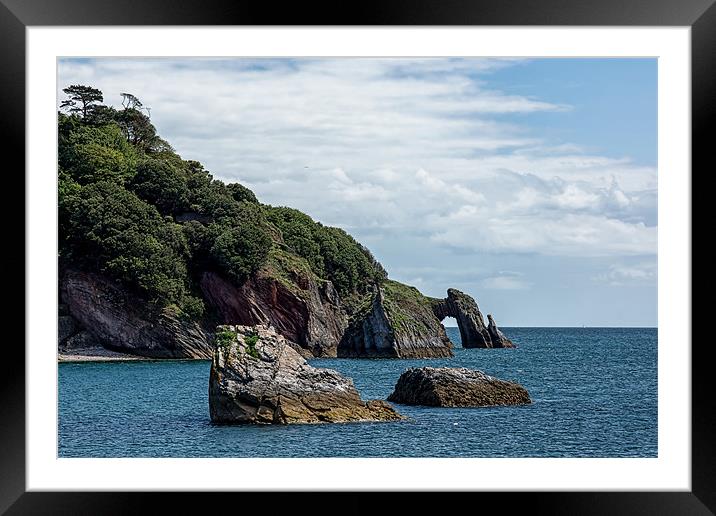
[387,367,531,407]
[209,324,405,424]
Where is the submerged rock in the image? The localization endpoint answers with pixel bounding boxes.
[388,367,531,407]
[209,324,404,424]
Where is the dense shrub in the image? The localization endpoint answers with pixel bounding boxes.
[265,206,387,294]
[227,182,258,204]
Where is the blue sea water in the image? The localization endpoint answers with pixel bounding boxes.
[58,327,657,457]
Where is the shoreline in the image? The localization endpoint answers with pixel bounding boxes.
[58,347,208,363]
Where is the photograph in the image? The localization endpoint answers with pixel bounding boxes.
[2,4,708,510]
[56,56,658,459]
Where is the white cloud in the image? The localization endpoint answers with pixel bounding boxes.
[594,262,657,286]
[481,274,531,290]
[58,57,657,268]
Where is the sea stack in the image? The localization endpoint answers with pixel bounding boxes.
[487,314,515,348]
[209,324,404,424]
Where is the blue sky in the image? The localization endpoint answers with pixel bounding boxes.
[58,57,657,326]
[484,59,657,166]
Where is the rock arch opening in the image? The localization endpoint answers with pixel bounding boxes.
[431,289,513,348]
[440,316,460,346]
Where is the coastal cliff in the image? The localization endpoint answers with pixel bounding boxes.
[199,252,347,358]
[61,269,212,359]
[338,281,453,358]
[57,86,515,360]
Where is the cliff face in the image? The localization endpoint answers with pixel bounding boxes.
[338,281,453,358]
[199,268,347,358]
[338,283,515,356]
[61,269,212,359]
[60,271,512,360]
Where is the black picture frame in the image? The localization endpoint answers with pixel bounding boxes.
[2,1,710,514]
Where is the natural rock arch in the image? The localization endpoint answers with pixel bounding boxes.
[432,289,514,348]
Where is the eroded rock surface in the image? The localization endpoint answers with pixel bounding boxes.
[487,314,515,348]
[388,367,531,407]
[200,270,346,358]
[209,324,404,424]
[432,289,493,348]
[61,269,212,359]
[338,282,453,358]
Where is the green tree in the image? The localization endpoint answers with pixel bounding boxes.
[227,182,258,204]
[64,181,191,305]
[210,204,272,283]
[60,85,104,119]
[116,107,162,152]
[130,158,190,215]
[59,122,138,185]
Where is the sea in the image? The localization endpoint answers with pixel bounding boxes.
[58,327,657,458]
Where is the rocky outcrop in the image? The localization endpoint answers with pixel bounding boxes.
[432,288,514,348]
[388,367,531,407]
[487,314,514,348]
[61,269,212,359]
[432,288,492,348]
[200,270,346,358]
[338,282,516,357]
[58,303,102,351]
[62,330,100,350]
[58,315,77,343]
[337,281,453,358]
[209,324,404,424]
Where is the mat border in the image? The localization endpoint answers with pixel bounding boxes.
[3,1,710,513]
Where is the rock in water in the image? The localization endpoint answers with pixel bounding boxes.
[487,314,514,348]
[209,324,405,424]
[432,289,492,348]
[387,367,531,407]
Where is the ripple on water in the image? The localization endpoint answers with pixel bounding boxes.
[59,327,657,458]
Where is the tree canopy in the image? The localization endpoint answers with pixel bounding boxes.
[60,85,103,119]
[58,84,388,322]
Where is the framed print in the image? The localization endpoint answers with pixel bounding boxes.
[3,0,712,513]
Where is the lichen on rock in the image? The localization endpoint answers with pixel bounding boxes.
[209,324,405,424]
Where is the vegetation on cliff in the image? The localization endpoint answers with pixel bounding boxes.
[58,85,388,321]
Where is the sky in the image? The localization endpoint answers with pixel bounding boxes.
[58,57,658,327]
